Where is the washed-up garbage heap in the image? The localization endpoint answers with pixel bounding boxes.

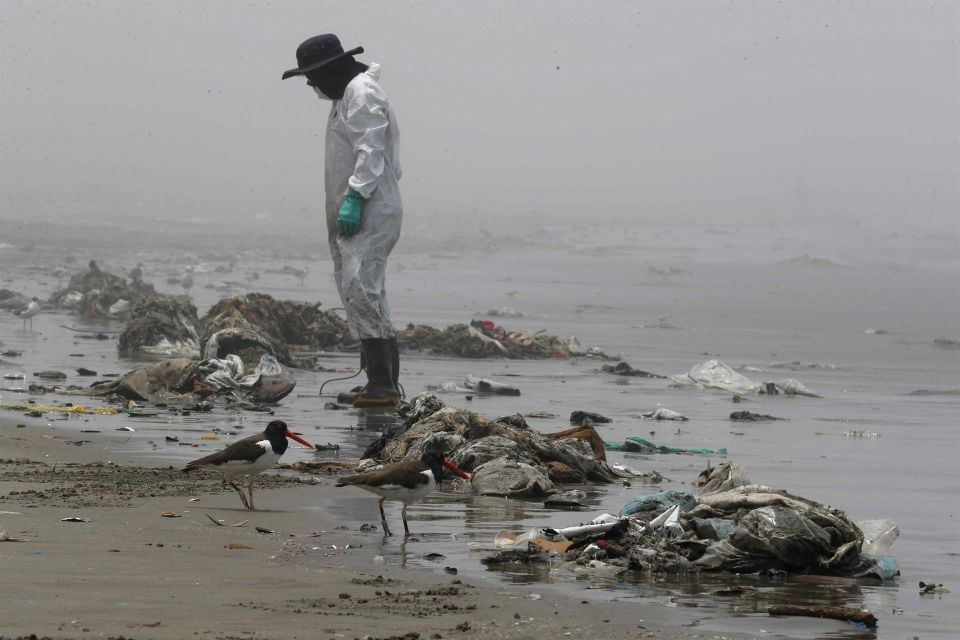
[118,295,202,357]
[200,293,349,368]
[367,393,644,497]
[88,354,295,407]
[483,462,899,580]
[399,319,614,359]
[49,262,156,320]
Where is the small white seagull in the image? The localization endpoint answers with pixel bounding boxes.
[181,272,195,296]
[16,297,41,330]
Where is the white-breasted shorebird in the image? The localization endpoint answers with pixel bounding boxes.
[184,420,314,510]
[336,451,470,536]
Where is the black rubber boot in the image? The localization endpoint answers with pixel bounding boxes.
[388,336,401,398]
[353,338,399,407]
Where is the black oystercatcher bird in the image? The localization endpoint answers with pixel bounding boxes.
[336,451,471,536]
[184,420,314,510]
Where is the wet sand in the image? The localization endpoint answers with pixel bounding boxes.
[1,417,748,640]
[2,220,958,638]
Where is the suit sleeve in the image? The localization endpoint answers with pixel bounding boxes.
[342,84,390,199]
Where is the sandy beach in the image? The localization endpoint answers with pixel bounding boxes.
[1,220,958,639]
[1,415,751,640]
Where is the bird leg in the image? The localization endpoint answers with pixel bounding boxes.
[402,503,411,537]
[246,476,257,511]
[225,478,250,510]
[379,498,392,536]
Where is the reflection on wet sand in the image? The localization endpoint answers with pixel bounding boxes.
[1,226,958,639]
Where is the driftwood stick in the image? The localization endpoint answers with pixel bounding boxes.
[768,604,878,628]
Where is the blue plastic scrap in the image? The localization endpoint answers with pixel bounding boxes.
[619,490,698,517]
[604,436,727,456]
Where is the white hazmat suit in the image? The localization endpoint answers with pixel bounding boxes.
[323,63,402,339]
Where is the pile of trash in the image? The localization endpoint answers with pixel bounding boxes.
[49,261,156,319]
[670,360,820,397]
[113,292,348,368]
[365,393,651,497]
[88,353,295,407]
[117,295,202,357]
[399,319,613,359]
[429,375,522,396]
[478,462,899,581]
[201,293,349,368]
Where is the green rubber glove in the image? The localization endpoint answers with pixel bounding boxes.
[337,188,364,236]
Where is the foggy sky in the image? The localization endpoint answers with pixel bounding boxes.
[1,1,957,234]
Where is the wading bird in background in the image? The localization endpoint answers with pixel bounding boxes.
[15,297,41,330]
[181,272,194,297]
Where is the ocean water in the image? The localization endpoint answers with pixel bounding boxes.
[1,219,957,638]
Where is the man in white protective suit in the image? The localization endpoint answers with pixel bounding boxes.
[283,34,402,407]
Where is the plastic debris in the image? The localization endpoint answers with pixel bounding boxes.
[1,403,118,415]
[524,410,556,419]
[483,465,901,581]
[204,513,248,527]
[544,489,587,510]
[730,411,785,422]
[570,410,611,426]
[117,295,202,357]
[620,491,698,517]
[670,360,819,397]
[605,436,727,456]
[842,430,880,438]
[50,262,156,320]
[670,360,760,393]
[641,408,689,421]
[400,319,615,360]
[767,604,877,628]
[599,361,665,378]
[858,519,899,556]
[480,306,524,318]
[201,293,349,367]
[648,504,683,538]
[370,394,625,491]
[694,462,752,495]
[0,530,27,542]
[463,375,521,396]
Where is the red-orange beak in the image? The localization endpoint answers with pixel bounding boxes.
[443,460,471,481]
[285,430,315,450]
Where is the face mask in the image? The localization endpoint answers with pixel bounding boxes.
[312,85,332,100]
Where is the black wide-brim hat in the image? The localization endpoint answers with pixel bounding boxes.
[282,34,363,80]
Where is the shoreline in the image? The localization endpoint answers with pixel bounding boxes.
[1,415,751,640]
